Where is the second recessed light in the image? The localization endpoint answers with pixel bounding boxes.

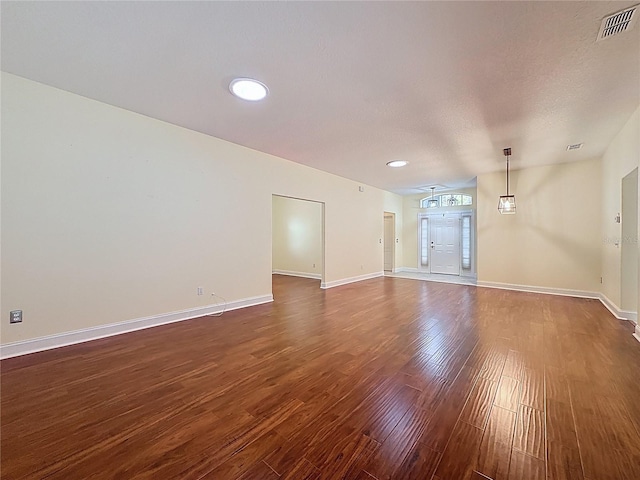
[229,78,268,101]
[387,160,408,168]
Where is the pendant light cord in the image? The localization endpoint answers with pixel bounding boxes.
[506,154,510,196]
[503,147,512,196]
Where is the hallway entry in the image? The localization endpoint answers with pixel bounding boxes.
[272,195,324,284]
[383,212,395,272]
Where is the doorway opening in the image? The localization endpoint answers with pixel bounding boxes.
[418,211,475,276]
[383,212,395,273]
[272,195,325,287]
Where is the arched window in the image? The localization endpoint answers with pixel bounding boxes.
[420,193,473,208]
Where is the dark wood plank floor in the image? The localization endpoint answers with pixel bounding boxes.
[2,275,640,479]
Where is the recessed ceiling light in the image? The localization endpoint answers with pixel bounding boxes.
[386,160,408,168]
[229,78,268,101]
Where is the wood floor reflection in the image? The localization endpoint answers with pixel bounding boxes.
[2,275,640,479]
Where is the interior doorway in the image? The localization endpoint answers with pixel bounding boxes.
[383,212,395,272]
[621,168,638,314]
[272,195,325,286]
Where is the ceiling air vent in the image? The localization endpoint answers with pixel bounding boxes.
[597,5,638,41]
[567,143,583,151]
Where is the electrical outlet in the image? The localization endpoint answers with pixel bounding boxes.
[10,310,22,324]
[197,287,204,296]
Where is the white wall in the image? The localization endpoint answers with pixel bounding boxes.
[477,159,602,293]
[272,196,323,279]
[601,106,640,314]
[0,73,404,346]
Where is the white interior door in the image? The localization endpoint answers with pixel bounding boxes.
[383,213,395,272]
[430,214,460,275]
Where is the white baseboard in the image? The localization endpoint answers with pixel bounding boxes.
[395,267,418,273]
[0,294,273,360]
[477,281,599,300]
[633,325,640,344]
[599,293,638,322]
[321,271,384,289]
[476,281,639,325]
[272,269,322,280]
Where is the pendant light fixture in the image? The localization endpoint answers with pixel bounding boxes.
[427,186,439,208]
[498,147,516,214]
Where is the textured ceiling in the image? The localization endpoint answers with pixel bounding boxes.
[2,1,639,195]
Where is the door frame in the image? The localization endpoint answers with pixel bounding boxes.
[621,168,638,313]
[272,194,326,287]
[417,210,475,276]
[383,212,396,273]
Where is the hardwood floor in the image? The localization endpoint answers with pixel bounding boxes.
[2,275,640,479]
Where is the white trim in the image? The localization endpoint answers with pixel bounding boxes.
[385,267,403,274]
[395,267,418,273]
[477,281,639,324]
[599,293,638,322]
[598,293,626,319]
[0,294,273,359]
[477,281,599,299]
[321,271,383,289]
[633,325,640,344]
[272,269,322,280]
[383,211,396,274]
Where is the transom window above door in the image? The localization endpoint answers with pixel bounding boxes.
[420,193,473,208]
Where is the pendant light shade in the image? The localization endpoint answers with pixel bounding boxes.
[427,186,438,208]
[498,195,516,214]
[498,148,516,214]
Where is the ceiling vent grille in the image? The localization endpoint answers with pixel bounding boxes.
[567,143,583,151]
[597,5,638,41]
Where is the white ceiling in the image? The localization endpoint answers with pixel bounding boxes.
[2,1,639,195]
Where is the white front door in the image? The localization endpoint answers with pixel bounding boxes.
[418,211,474,276]
[420,213,461,275]
[383,213,395,272]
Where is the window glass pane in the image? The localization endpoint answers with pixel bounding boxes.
[447,195,458,206]
[422,193,472,208]
[461,215,471,270]
[420,217,429,266]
